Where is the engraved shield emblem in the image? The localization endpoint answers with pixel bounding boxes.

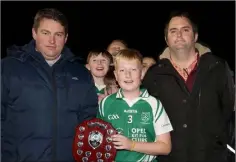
[88,131,103,149]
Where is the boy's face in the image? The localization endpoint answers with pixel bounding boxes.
[87,54,110,78]
[142,57,156,77]
[143,57,156,69]
[114,58,142,92]
[107,41,126,56]
[106,81,119,95]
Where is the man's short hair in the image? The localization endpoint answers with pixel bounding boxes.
[164,11,198,38]
[33,8,68,34]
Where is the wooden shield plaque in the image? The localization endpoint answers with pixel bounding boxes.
[72,118,117,162]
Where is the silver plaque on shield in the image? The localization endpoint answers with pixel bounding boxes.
[88,131,103,149]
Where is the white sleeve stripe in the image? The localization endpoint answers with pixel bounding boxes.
[155,106,164,122]
[101,96,109,117]
[143,90,147,97]
[101,98,105,117]
[154,101,163,121]
[100,96,108,117]
[98,102,102,116]
[154,100,160,118]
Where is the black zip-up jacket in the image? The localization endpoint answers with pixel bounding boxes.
[142,45,235,162]
[1,40,98,162]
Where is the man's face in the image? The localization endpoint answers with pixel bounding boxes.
[87,54,110,78]
[107,41,127,56]
[114,58,142,92]
[32,18,68,60]
[166,16,198,52]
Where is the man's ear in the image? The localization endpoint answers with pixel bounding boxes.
[65,34,68,43]
[32,28,37,40]
[165,36,169,46]
[194,33,198,42]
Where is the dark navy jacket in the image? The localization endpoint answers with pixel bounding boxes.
[1,40,98,162]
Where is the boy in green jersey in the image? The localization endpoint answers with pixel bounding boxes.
[97,49,173,162]
[86,49,112,96]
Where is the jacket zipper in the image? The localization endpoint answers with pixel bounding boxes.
[27,54,62,161]
[51,67,58,162]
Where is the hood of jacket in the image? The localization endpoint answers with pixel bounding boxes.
[6,39,79,63]
[159,42,211,60]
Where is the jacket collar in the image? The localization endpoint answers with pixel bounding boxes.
[159,42,211,60]
[6,39,80,63]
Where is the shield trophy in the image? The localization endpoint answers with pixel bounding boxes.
[72,118,117,162]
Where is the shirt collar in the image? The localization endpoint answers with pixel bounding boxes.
[170,51,200,71]
[116,88,150,99]
[95,83,106,91]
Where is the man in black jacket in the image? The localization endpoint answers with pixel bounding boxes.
[1,8,98,162]
[142,11,235,162]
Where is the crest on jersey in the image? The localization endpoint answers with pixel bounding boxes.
[116,128,124,135]
[141,112,150,124]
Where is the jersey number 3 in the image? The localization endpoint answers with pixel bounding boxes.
[128,115,132,123]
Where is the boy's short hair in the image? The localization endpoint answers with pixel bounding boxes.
[86,49,113,64]
[114,48,143,68]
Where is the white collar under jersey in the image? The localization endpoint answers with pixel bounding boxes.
[46,55,61,67]
[95,82,106,91]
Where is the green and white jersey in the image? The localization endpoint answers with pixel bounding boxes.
[95,83,106,95]
[97,88,173,162]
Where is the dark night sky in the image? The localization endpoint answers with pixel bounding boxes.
[2,1,235,71]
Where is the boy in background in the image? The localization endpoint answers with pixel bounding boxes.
[104,67,119,95]
[107,39,128,58]
[97,49,173,162]
[86,49,112,95]
[142,56,156,78]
